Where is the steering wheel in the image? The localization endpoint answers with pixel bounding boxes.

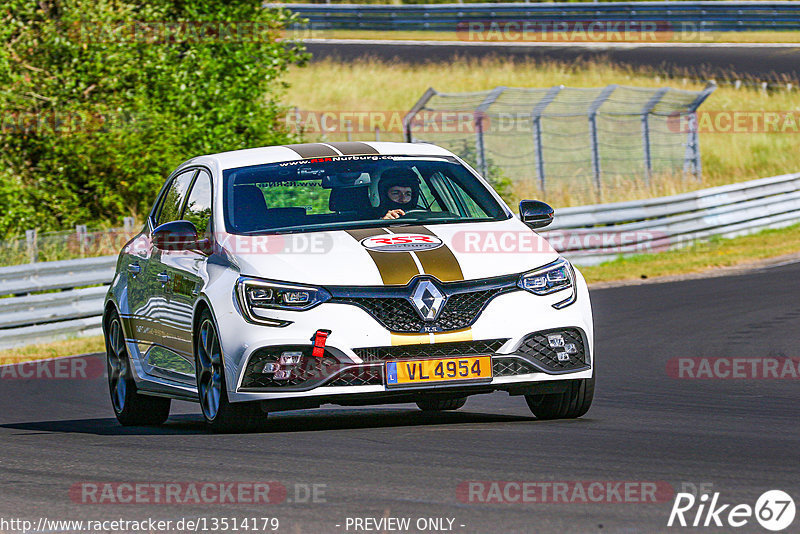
[399,209,428,218]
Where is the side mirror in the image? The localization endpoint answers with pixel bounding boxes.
[152,220,201,251]
[519,200,554,229]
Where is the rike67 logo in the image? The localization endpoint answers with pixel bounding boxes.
[668,490,795,531]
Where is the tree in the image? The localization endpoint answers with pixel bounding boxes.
[0,0,307,236]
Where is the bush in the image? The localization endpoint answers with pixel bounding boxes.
[453,140,514,203]
[0,0,307,236]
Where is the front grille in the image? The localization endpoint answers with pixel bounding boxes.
[515,328,587,372]
[493,357,539,377]
[353,338,508,362]
[333,287,510,333]
[335,296,422,332]
[328,366,383,387]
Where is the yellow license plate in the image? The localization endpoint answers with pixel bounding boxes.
[385,356,492,387]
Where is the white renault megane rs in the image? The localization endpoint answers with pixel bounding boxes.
[103,142,594,431]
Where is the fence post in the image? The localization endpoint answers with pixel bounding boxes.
[683,82,716,180]
[640,87,669,186]
[531,85,562,194]
[374,126,380,141]
[25,229,38,263]
[475,86,506,179]
[588,85,617,201]
[76,224,88,256]
[403,87,437,143]
[123,217,135,233]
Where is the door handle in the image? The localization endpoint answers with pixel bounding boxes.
[127,263,141,275]
[156,272,171,284]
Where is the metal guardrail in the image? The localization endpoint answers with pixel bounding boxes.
[277,2,800,32]
[543,171,800,264]
[0,256,117,297]
[0,257,115,350]
[2,171,799,348]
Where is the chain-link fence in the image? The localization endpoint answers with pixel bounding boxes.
[403,83,715,205]
[0,218,139,267]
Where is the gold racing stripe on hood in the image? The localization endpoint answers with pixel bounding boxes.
[345,228,422,286]
[399,225,464,282]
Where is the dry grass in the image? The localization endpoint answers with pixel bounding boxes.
[0,336,105,365]
[285,56,800,207]
[304,29,800,44]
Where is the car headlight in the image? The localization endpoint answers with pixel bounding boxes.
[518,258,577,309]
[236,277,331,324]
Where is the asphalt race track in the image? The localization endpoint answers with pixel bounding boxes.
[1,262,798,533]
[305,40,800,82]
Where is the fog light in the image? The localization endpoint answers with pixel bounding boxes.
[262,362,280,374]
[273,369,292,380]
[261,351,304,380]
[564,343,577,355]
[547,334,565,348]
[279,351,303,365]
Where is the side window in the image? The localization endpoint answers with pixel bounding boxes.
[155,170,196,226]
[416,172,440,210]
[182,170,213,234]
[450,183,485,217]
[429,172,489,218]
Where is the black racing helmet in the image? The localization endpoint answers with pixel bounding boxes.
[378,167,420,212]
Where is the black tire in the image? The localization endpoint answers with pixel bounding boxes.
[105,310,171,426]
[416,397,468,412]
[525,376,594,420]
[195,309,268,433]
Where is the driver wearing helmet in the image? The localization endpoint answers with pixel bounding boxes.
[377,167,421,220]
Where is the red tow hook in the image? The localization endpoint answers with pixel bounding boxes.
[311,329,332,359]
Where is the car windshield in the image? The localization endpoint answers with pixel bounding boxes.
[222,155,509,234]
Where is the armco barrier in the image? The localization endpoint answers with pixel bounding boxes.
[277,2,800,32]
[2,171,799,348]
[0,257,115,349]
[542,171,800,264]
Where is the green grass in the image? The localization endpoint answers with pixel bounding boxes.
[580,223,800,283]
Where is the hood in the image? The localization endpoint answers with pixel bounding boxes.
[227,217,559,286]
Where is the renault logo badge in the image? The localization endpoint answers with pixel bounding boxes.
[411,280,446,322]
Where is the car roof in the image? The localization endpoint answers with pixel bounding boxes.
[180,142,457,172]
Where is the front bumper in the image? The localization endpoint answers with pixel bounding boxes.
[219,270,594,403]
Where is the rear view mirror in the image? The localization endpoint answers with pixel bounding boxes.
[519,200,554,229]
